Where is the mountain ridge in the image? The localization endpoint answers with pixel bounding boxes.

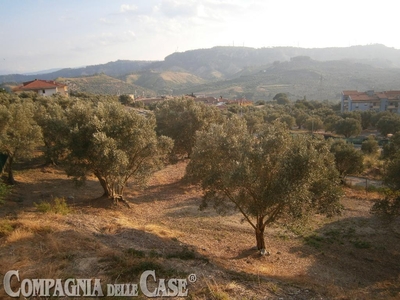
[2,44,400,101]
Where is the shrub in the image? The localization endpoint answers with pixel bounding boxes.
[0,182,10,204]
[34,197,71,215]
[361,136,379,155]
[0,220,15,237]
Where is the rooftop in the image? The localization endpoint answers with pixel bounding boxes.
[343,90,400,101]
[13,79,66,92]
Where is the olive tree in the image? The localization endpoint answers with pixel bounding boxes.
[382,132,400,159]
[155,98,221,159]
[305,116,324,132]
[186,118,342,251]
[330,139,364,180]
[334,118,362,138]
[371,158,400,217]
[0,100,42,184]
[61,100,173,204]
[361,135,379,155]
[34,97,75,165]
[376,115,400,136]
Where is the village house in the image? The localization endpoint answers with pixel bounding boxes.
[341,90,400,113]
[13,79,68,97]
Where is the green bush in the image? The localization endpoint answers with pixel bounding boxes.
[0,220,15,237]
[0,182,10,204]
[361,136,379,155]
[34,197,71,215]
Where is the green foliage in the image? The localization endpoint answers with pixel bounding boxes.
[304,234,324,249]
[383,158,400,191]
[118,94,134,105]
[376,115,400,136]
[324,115,342,132]
[0,220,16,237]
[330,139,364,178]
[101,248,181,283]
[341,111,361,122]
[155,98,221,159]
[334,117,362,138]
[361,135,379,155]
[166,247,196,260]
[0,95,43,184]
[382,132,400,159]
[34,96,75,165]
[293,109,309,129]
[371,191,400,217]
[243,110,265,133]
[125,248,146,258]
[273,93,290,105]
[34,197,71,215]
[186,118,342,250]
[304,116,324,132]
[360,111,375,129]
[279,114,296,128]
[59,99,173,199]
[57,74,152,96]
[0,181,10,204]
[352,239,371,249]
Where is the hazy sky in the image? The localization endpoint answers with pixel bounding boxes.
[0,0,399,74]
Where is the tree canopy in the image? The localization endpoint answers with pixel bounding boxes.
[330,139,364,180]
[154,98,221,160]
[186,118,342,251]
[334,117,362,138]
[0,98,42,184]
[53,99,173,204]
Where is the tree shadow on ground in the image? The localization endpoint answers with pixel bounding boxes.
[288,215,400,299]
[0,216,300,299]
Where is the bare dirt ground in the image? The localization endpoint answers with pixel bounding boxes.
[0,155,399,299]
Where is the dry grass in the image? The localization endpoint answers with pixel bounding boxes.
[0,158,399,299]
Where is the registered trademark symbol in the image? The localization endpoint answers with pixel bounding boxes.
[188,274,197,283]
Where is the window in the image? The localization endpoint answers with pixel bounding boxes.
[42,90,45,94]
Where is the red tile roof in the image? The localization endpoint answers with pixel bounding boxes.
[13,79,66,92]
[343,90,400,102]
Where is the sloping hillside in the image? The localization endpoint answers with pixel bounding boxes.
[176,57,400,101]
[57,74,155,96]
[124,71,205,94]
[0,60,155,84]
[160,44,400,80]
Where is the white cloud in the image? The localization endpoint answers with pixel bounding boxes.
[121,4,138,13]
[127,30,136,38]
[99,18,114,25]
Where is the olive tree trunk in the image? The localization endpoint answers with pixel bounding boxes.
[255,217,266,250]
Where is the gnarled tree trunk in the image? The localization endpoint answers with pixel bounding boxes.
[255,217,266,250]
[94,172,130,208]
[3,156,15,185]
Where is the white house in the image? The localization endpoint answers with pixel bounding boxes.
[13,79,68,97]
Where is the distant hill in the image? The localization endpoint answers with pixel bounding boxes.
[0,60,155,84]
[56,74,155,96]
[2,44,400,100]
[123,70,205,95]
[158,44,400,80]
[175,56,400,101]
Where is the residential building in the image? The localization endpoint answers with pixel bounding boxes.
[13,79,68,97]
[341,90,400,113]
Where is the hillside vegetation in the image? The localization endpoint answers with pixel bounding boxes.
[124,71,205,95]
[56,74,155,96]
[176,57,400,100]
